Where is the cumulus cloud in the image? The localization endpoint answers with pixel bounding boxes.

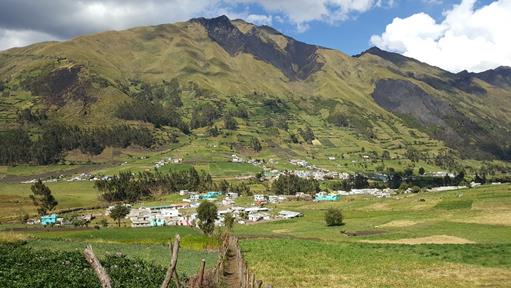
[371,0,511,72]
[228,0,383,24]
[0,0,387,51]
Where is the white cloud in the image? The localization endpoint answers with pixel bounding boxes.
[371,0,511,72]
[0,29,58,51]
[228,0,385,26]
[0,0,387,51]
[246,14,273,25]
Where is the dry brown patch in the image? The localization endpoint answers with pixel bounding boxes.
[360,235,474,244]
[457,211,511,226]
[272,229,290,234]
[366,202,391,211]
[406,262,511,288]
[377,220,418,228]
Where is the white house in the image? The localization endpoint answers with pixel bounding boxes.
[278,210,303,219]
[248,212,271,222]
[226,192,239,199]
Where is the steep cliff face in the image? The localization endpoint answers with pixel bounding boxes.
[192,16,322,80]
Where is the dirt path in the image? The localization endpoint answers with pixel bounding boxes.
[222,242,241,287]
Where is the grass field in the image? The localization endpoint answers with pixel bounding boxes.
[0,182,101,221]
[0,175,510,287]
[232,184,511,287]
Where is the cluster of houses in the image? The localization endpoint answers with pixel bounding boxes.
[118,190,306,228]
[154,157,183,169]
[122,205,192,227]
[231,154,264,166]
[21,173,111,184]
[336,188,395,198]
[30,213,95,226]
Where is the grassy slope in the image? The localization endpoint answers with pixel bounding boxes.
[0,19,459,168]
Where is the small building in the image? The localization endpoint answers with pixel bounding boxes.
[40,214,58,225]
[205,191,222,198]
[245,207,270,214]
[254,194,267,202]
[315,193,341,201]
[159,208,180,218]
[128,208,152,227]
[278,210,303,219]
[248,212,271,222]
[226,192,239,199]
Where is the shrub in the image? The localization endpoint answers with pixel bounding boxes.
[325,208,344,226]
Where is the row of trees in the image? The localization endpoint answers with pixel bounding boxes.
[95,168,214,203]
[328,174,369,191]
[95,168,252,203]
[271,174,320,195]
[116,100,189,133]
[0,124,154,165]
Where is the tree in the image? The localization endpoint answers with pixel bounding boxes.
[473,173,486,184]
[353,174,369,189]
[418,167,426,175]
[110,205,130,227]
[224,212,235,230]
[223,114,238,130]
[197,201,217,235]
[30,180,58,216]
[299,127,315,144]
[388,173,403,189]
[250,136,262,152]
[325,208,344,226]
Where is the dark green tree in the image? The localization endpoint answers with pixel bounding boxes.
[30,180,58,216]
[223,114,238,130]
[197,201,218,235]
[418,167,426,175]
[223,212,235,230]
[325,208,344,226]
[250,137,262,152]
[110,205,131,227]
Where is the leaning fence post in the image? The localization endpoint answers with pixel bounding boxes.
[83,245,112,288]
[197,258,206,288]
[161,235,181,288]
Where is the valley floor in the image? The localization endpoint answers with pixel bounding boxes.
[1,184,510,287]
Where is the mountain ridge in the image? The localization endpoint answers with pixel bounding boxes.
[0,15,510,166]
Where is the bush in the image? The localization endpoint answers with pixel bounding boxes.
[325,208,344,226]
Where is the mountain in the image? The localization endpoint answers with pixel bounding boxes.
[0,15,510,167]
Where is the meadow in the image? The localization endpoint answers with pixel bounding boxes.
[233,184,511,287]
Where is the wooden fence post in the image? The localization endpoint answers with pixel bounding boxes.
[83,245,112,288]
[197,258,206,288]
[161,234,181,288]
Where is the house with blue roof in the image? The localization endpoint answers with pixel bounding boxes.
[40,214,58,225]
[315,193,341,201]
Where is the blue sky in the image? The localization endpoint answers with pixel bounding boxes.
[0,0,509,72]
[233,0,496,55]
[232,0,455,55]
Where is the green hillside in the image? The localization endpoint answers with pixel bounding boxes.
[0,15,510,173]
